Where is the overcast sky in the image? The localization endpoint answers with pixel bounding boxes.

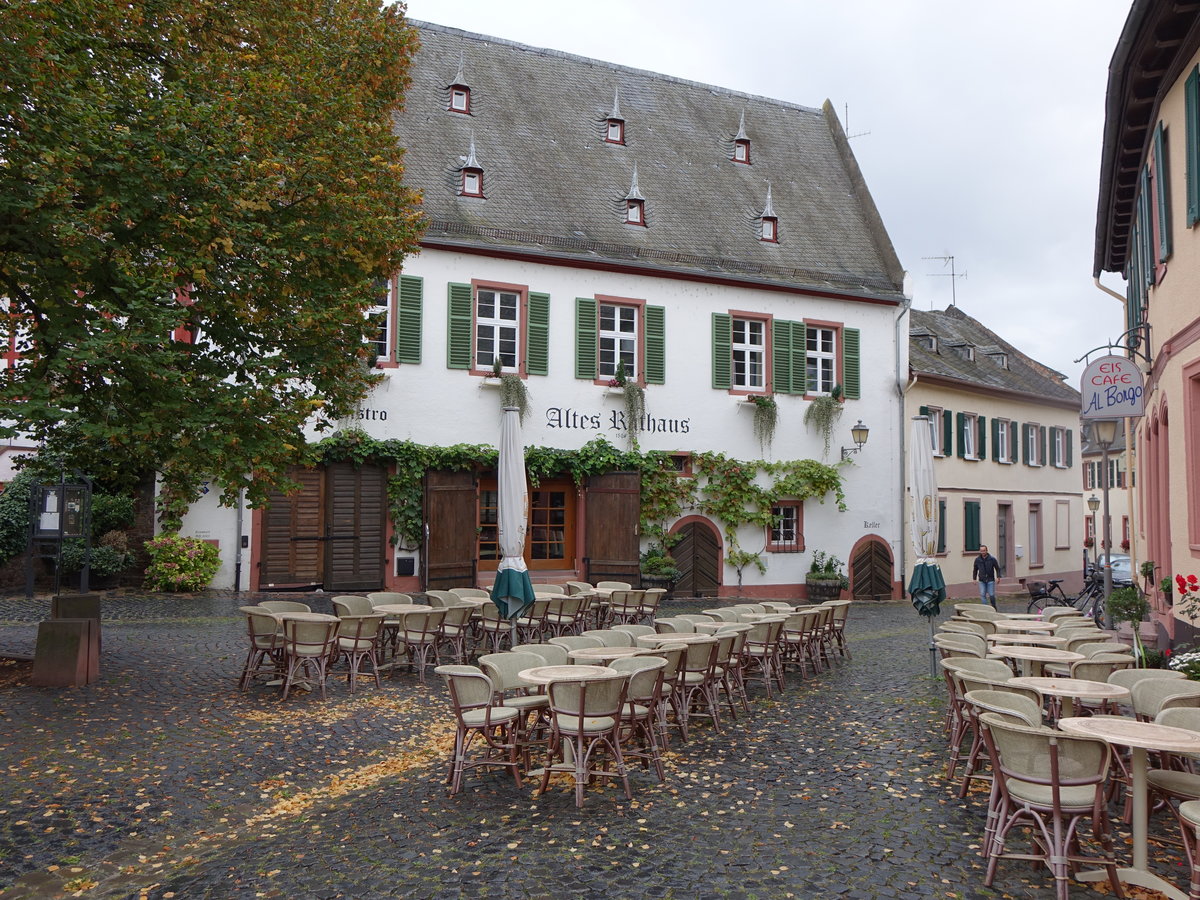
[402,0,1133,387]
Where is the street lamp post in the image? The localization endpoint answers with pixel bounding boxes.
[1093,419,1119,627]
[1087,493,1100,571]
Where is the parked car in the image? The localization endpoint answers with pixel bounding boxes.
[1091,553,1133,585]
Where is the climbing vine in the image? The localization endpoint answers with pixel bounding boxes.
[311,429,845,555]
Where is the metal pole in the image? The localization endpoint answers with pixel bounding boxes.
[1102,444,1113,628]
[929,617,937,678]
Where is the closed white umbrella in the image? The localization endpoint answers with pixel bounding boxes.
[490,406,535,642]
[907,415,946,675]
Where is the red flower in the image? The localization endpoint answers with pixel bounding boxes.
[1189,575,1198,585]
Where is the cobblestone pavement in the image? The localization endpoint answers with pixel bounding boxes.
[0,591,1188,898]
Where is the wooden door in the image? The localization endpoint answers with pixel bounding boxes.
[424,470,478,591]
[673,520,720,598]
[259,466,324,588]
[850,538,894,601]
[323,461,386,592]
[583,472,641,585]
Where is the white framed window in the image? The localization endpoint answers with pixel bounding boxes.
[1025,423,1043,466]
[926,405,944,457]
[1053,427,1067,467]
[606,119,624,144]
[995,417,1011,463]
[476,287,520,371]
[806,326,836,394]
[599,303,637,380]
[760,216,777,242]
[962,413,978,459]
[461,168,483,197]
[731,317,765,390]
[366,278,392,362]
[767,501,803,552]
[734,139,750,164]
[450,86,470,113]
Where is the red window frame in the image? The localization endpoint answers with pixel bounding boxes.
[461,167,484,198]
[625,199,645,226]
[449,84,470,114]
[605,118,625,145]
[733,139,751,164]
[766,500,804,552]
[760,216,778,243]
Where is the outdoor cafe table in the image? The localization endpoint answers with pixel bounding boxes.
[517,664,617,686]
[991,645,1083,676]
[1008,676,1130,718]
[636,633,716,647]
[1059,716,1200,900]
[272,611,339,623]
[986,633,1068,647]
[371,604,430,615]
[693,621,753,635]
[739,613,789,623]
[567,646,647,663]
[993,619,1058,633]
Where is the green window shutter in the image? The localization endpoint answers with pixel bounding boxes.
[937,499,947,554]
[964,500,980,551]
[977,415,986,460]
[1140,168,1155,285]
[1039,426,1047,465]
[396,275,423,364]
[446,282,473,370]
[526,292,550,376]
[919,405,929,417]
[1155,123,1173,260]
[1066,428,1074,467]
[841,328,860,399]
[644,305,666,384]
[794,321,807,395]
[712,313,732,390]
[1021,423,1030,465]
[991,418,1000,462]
[575,297,598,380]
[942,410,953,455]
[955,412,966,458]
[1187,66,1200,226]
[772,319,793,394]
[1010,421,1018,463]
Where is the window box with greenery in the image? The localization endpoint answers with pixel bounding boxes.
[805,550,848,602]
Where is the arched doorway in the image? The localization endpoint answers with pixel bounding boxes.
[850,535,894,602]
[671,518,721,599]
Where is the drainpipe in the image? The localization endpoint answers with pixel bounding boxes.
[1091,276,1138,591]
[895,290,914,595]
[233,487,244,593]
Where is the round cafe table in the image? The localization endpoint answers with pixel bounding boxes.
[371,604,429,615]
[991,645,1083,676]
[272,611,339,623]
[693,621,753,635]
[1008,676,1129,718]
[986,633,1068,647]
[636,633,716,646]
[567,646,646,663]
[1059,716,1200,899]
[516,664,617,685]
[993,619,1058,633]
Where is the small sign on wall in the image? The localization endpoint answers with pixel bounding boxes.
[1081,355,1144,419]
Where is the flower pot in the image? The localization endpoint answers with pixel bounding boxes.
[641,575,676,599]
[805,579,843,603]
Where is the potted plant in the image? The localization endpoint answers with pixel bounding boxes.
[748,394,778,451]
[499,372,530,422]
[803,384,844,459]
[640,543,681,598]
[806,550,848,602]
[1106,585,1151,663]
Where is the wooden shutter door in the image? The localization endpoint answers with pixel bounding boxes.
[583,472,641,585]
[850,538,893,601]
[324,461,386,592]
[575,297,598,379]
[259,466,323,588]
[673,520,720,599]
[424,470,478,591]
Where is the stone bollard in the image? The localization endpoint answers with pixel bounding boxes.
[31,618,100,687]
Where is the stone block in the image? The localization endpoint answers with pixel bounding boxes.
[31,618,100,687]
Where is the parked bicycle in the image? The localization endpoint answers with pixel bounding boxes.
[1026,571,1107,624]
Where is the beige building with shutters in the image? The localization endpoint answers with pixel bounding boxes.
[906,307,1084,598]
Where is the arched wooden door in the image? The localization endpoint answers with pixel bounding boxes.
[672,520,720,599]
[850,537,894,602]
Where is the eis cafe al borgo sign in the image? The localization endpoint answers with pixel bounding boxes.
[1080,354,1145,419]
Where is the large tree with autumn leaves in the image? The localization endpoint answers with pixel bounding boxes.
[0,0,425,521]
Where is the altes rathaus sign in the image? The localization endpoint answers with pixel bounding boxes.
[545,407,691,435]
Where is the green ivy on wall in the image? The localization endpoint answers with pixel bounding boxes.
[311,429,845,554]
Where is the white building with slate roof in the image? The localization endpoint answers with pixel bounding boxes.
[906,307,1083,598]
[184,21,912,597]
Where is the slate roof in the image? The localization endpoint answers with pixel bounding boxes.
[909,307,1080,405]
[395,22,905,302]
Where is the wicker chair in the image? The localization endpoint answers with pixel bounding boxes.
[238,607,284,690]
[676,637,722,738]
[394,608,447,683]
[336,614,385,693]
[280,618,340,700]
[611,656,668,781]
[434,665,523,796]
[259,600,311,614]
[332,595,374,617]
[540,672,632,807]
[581,629,634,647]
[511,642,570,666]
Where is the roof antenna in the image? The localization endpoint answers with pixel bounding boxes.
[843,103,870,140]
[922,254,967,308]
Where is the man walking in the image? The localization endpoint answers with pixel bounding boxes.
[973,544,1001,608]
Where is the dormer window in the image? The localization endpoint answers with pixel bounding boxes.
[461,167,483,197]
[625,199,645,225]
[760,215,777,242]
[606,118,625,144]
[988,351,1009,369]
[734,139,751,164]
[949,342,974,362]
[449,84,470,114]
[915,334,938,352]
